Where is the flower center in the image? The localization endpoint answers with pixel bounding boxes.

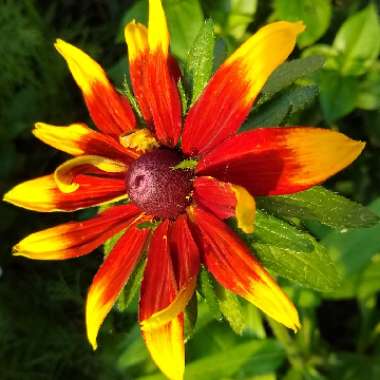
[125,149,193,219]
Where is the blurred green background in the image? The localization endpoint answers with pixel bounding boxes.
[1,0,380,379]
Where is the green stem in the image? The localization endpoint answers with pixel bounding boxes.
[267,317,305,371]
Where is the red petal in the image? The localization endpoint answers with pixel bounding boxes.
[4,173,127,212]
[13,204,142,260]
[140,220,177,321]
[188,206,300,331]
[33,122,139,161]
[124,21,153,126]
[144,52,182,147]
[55,39,136,136]
[193,176,237,219]
[182,22,304,156]
[193,176,256,234]
[86,218,150,349]
[196,127,365,195]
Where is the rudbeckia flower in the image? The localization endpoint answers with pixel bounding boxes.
[4,0,365,379]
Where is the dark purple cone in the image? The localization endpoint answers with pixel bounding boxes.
[125,149,193,219]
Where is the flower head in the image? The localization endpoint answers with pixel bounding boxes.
[3,1,365,379]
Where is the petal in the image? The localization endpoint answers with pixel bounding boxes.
[54,155,126,193]
[188,206,300,331]
[3,173,127,212]
[12,204,141,260]
[119,128,159,153]
[144,0,182,147]
[33,122,139,160]
[124,21,152,125]
[142,315,184,380]
[197,127,366,196]
[182,21,305,156]
[140,220,177,321]
[55,39,136,136]
[141,214,199,330]
[139,220,185,380]
[194,176,256,233]
[86,217,149,350]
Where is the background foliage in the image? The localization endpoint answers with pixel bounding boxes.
[1,0,380,379]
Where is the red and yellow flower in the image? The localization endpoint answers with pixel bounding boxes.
[4,1,365,379]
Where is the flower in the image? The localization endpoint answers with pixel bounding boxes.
[3,0,365,379]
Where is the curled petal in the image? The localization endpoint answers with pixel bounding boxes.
[182,21,305,156]
[141,214,199,330]
[12,204,141,260]
[55,39,135,135]
[140,220,186,380]
[197,127,366,196]
[54,155,126,193]
[143,315,185,380]
[33,122,138,161]
[144,0,182,147]
[194,176,256,233]
[119,128,159,153]
[86,217,150,350]
[188,206,300,331]
[3,174,127,212]
[124,21,152,125]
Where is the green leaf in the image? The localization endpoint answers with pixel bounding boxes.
[262,56,325,97]
[185,19,215,104]
[184,293,198,340]
[273,0,332,48]
[116,257,146,312]
[198,267,222,320]
[321,198,380,278]
[317,69,359,121]
[173,158,198,170]
[165,0,204,60]
[333,4,380,76]
[244,85,318,129]
[103,229,125,257]
[137,339,285,380]
[239,211,340,291]
[256,186,380,230]
[215,286,245,335]
[357,61,380,111]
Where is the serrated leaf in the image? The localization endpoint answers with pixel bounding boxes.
[236,211,340,291]
[256,186,380,230]
[184,293,198,340]
[333,3,380,76]
[198,267,222,320]
[185,19,215,104]
[116,257,146,312]
[262,56,325,97]
[244,85,318,130]
[103,229,125,257]
[215,286,245,335]
[273,0,331,48]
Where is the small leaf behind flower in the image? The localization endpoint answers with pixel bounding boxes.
[233,211,340,291]
[185,19,215,104]
[256,186,380,230]
[245,85,318,129]
[262,56,325,97]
